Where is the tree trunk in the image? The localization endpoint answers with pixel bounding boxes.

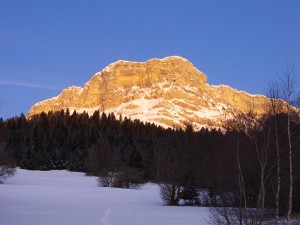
[274,114,280,225]
[287,114,293,222]
[267,81,281,225]
[236,137,249,225]
[278,62,296,223]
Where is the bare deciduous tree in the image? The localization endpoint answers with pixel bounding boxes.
[213,112,276,225]
[279,62,298,223]
[266,81,282,225]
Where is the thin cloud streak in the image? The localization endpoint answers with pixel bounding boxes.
[0,29,44,48]
[0,80,62,90]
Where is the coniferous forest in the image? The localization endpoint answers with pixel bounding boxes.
[0,109,300,219]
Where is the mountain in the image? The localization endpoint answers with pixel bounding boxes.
[27,56,286,130]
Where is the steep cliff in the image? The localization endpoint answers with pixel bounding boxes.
[27,56,290,130]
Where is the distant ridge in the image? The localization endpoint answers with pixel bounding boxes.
[28,56,296,130]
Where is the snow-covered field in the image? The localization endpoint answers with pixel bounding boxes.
[0,169,210,225]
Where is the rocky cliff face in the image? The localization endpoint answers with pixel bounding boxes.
[28,56,288,130]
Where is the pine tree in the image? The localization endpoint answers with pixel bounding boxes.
[128,145,144,170]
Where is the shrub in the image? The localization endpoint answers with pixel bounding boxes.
[99,166,145,189]
[98,172,119,187]
[0,165,16,183]
[0,144,16,183]
[180,185,200,205]
[159,183,181,205]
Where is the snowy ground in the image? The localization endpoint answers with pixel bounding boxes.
[0,169,210,225]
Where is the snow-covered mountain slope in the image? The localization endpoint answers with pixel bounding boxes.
[27,56,292,130]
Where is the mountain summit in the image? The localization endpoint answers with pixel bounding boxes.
[28,56,274,130]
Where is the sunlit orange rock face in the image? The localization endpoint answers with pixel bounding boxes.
[27,56,294,130]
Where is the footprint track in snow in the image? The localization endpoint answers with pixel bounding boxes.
[101,208,111,225]
[101,189,145,225]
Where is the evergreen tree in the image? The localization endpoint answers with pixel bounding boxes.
[128,144,144,170]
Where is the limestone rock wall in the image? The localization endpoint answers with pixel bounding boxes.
[27,56,294,130]
[28,56,206,114]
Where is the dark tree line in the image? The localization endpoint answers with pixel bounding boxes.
[0,109,300,217]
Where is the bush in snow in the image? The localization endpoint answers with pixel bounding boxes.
[0,144,16,183]
[99,166,145,189]
[180,185,200,205]
[98,171,119,187]
[159,183,182,205]
[0,165,15,183]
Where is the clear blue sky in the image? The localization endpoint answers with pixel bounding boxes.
[0,0,299,119]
